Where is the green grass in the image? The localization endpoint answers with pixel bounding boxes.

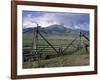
[23,36,89,68]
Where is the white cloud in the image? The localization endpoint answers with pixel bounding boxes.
[23,13,61,28]
[23,20,37,28]
[78,23,89,30]
[74,25,80,29]
[23,12,89,31]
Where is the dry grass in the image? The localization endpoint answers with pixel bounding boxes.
[23,52,89,68]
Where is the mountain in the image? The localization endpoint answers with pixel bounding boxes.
[23,24,89,38]
[45,24,67,32]
[23,27,33,33]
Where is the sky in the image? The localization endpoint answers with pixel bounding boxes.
[22,10,90,31]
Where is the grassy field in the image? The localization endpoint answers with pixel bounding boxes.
[23,53,89,68]
[23,35,89,68]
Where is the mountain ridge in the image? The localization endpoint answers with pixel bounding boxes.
[23,24,89,38]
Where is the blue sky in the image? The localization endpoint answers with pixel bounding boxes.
[22,10,90,31]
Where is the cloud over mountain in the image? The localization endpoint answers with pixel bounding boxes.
[22,11,89,30]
